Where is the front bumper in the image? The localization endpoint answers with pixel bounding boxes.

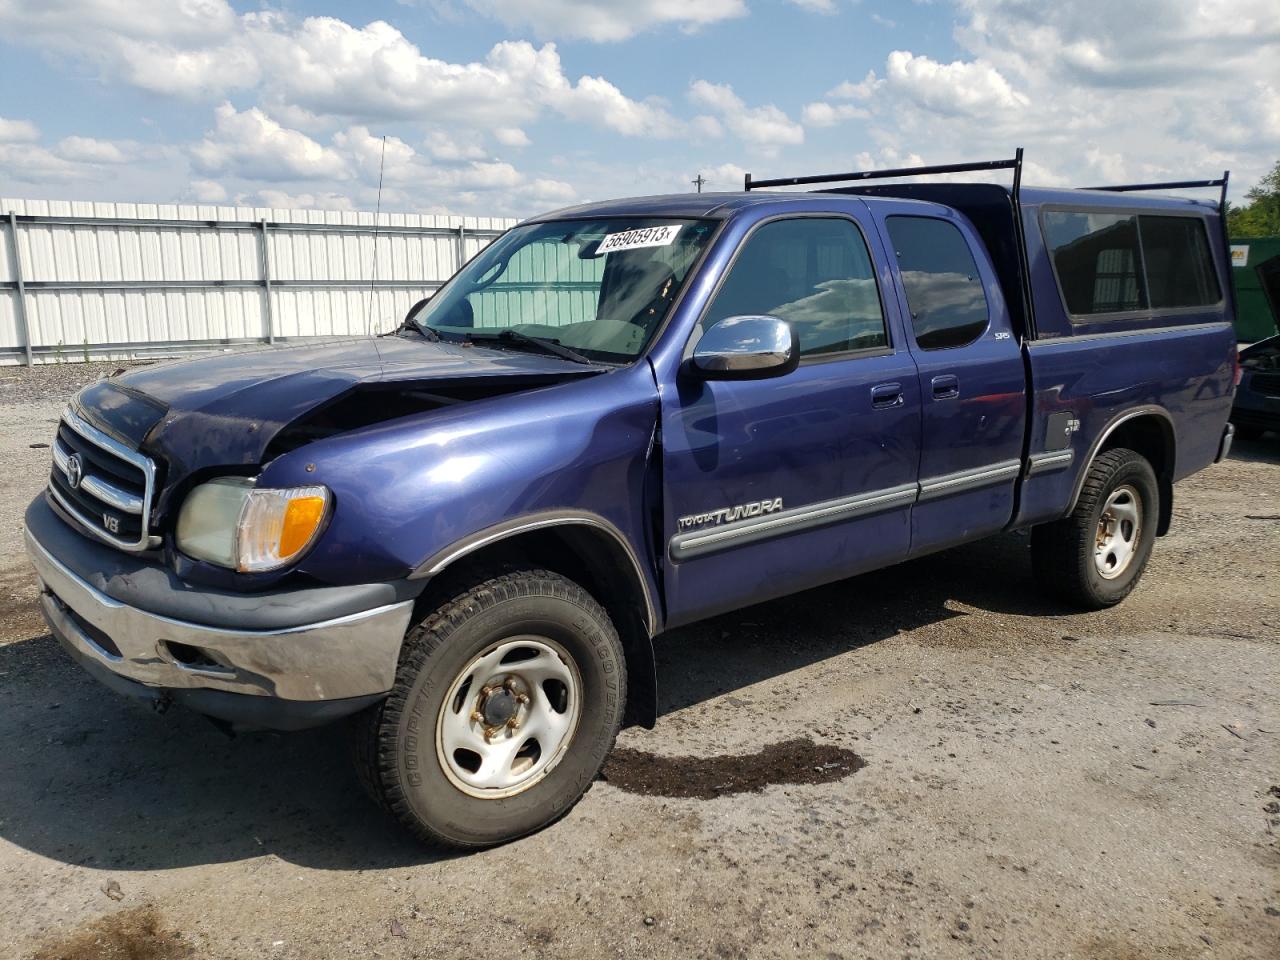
[24,496,416,729]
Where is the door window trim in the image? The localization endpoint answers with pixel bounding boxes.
[683,211,896,366]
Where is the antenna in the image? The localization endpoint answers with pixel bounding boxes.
[366,134,387,336]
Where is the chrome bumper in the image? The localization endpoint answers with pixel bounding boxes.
[24,525,413,702]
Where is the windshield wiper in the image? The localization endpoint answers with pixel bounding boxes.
[402,317,440,341]
[473,329,595,365]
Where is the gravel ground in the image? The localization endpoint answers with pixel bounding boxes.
[0,363,1277,960]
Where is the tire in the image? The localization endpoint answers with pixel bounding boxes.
[1031,447,1159,610]
[352,569,627,849]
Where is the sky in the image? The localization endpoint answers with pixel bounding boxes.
[0,0,1276,219]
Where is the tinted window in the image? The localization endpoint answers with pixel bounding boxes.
[701,218,887,357]
[1139,215,1221,308]
[1043,211,1146,315]
[886,216,990,350]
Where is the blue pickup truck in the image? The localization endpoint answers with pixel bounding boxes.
[23,153,1237,847]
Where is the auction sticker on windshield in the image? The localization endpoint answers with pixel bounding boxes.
[597,225,682,254]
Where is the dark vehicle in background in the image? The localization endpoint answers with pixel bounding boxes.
[1233,335,1280,438]
[23,150,1238,848]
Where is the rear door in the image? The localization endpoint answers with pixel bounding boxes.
[879,210,1027,555]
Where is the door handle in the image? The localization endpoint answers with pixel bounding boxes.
[931,375,960,400]
[871,382,904,409]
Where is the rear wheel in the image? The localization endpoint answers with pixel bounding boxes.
[1031,448,1159,609]
[352,569,626,848]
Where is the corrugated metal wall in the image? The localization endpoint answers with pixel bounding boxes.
[0,198,515,365]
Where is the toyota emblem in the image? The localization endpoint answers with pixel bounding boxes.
[65,453,83,490]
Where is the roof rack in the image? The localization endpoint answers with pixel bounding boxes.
[743,148,1025,194]
[1080,172,1230,218]
[745,149,1034,337]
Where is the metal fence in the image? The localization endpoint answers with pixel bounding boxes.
[0,198,515,365]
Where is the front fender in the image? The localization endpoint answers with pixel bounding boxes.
[258,363,662,609]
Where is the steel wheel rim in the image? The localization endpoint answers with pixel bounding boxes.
[1094,484,1142,580]
[435,636,583,799]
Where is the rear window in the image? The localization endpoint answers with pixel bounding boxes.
[1139,216,1221,308]
[886,216,990,350]
[1043,210,1221,317]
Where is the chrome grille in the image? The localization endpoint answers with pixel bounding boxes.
[48,407,158,552]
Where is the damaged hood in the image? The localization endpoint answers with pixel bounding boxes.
[73,335,602,489]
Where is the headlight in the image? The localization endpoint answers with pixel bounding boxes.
[176,478,330,573]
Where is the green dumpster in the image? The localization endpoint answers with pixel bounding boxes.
[1231,236,1280,343]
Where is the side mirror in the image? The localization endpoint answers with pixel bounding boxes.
[692,315,798,380]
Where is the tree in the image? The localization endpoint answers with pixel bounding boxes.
[1227,160,1280,238]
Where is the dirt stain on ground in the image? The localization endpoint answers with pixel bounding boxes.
[0,569,44,644]
[27,906,192,960]
[601,737,866,799]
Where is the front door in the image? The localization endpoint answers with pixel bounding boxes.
[879,212,1027,556]
[660,213,922,627]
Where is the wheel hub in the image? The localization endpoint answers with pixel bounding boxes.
[437,637,583,799]
[1094,484,1142,580]
[478,682,522,727]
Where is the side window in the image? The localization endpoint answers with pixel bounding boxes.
[1042,211,1147,315]
[1138,215,1221,308]
[886,216,990,350]
[701,218,887,357]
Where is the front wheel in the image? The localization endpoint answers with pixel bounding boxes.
[1031,447,1159,610]
[352,569,627,848]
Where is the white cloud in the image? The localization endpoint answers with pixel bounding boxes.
[56,136,130,164]
[0,143,90,183]
[189,179,228,203]
[0,116,40,143]
[0,7,682,140]
[5,0,1274,216]
[788,0,837,12]
[0,0,240,41]
[191,103,349,181]
[808,51,1027,128]
[690,115,724,139]
[456,161,524,190]
[254,188,357,211]
[801,101,869,128]
[460,0,747,42]
[689,162,749,192]
[546,71,680,137]
[425,131,489,162]
[0,0,259,98]
[826,73,882,101]
[812,0,1278,195]
[0,123,149,186]
[688,81,804,152]
[528,178,577,203]
[882,50,1028,115]
[493,127,531,148]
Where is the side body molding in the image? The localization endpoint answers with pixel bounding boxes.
[411,510,659,638]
